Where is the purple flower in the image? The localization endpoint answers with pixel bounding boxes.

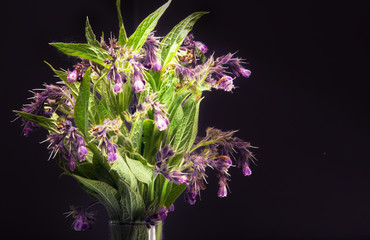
[183,154,209,205]
[114,83,122,93]
[211,155,232,173]
[46,120,88,170]
[67,70,78,83]
[108,63,125,94]
[65,205,96,231]
[133,77,145,93]
[162,170,189,185]
[143,33,162,72]
[216,75,235,92]
[195,41,208,53]
[78,146,88,161]
[18,84,72,136]
[131,65,145,93]
[154,110,168,131]
[238,67,251,78]
[232,137,256,176]
[89,119,119,162]
[215,53,251,78]
[145,206,168,228]
[156,145,175,162]
[217,175,229,198]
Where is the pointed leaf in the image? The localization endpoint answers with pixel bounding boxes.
[164,182,187,208]
[142,119,155,159]
[111,152,138,190]
[130,118,144,152]
[126,0,171,52]
[73,175,121,220]
[159,12,208,68]
[125,156,154,185]
[172,95,201,151]
[74,67,91,135]
[119,180,145,222]
[85,17,101,48]
[50,43,111,67]
[14,110,58,133]
[117,0,128,45]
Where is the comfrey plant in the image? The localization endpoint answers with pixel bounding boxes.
[14,0,255,239]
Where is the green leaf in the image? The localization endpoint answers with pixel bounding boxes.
[172,95,201,151]
[125,156,154,185]
[73,175,121,220]
[143,70,157,91]
[159,11,208,68]
[14,110,58,133]
[85,17,101,48]
[126,0,171,52]
[44,61,79,99]
[119,179,145,222]
[88,143,117,187]
[116,0,127,45]
[50,43,111,67]
[74,67,91,136]
[111,152,138,190]
[74,162,97,179]
[142,119,155,160]
[130,118,144,152]
[164,182,187,208]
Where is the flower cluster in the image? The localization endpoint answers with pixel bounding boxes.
[15,1,255,234]
[18,84,74,136]
[89,119,120,162]
[155,146,189,185]
[65,204,97,231]
[184,128,256,204]
[46,120,88,171]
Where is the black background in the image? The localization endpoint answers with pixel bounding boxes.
[3,0,370,239]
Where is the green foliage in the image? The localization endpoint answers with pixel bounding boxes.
[172,95,202,152]
[16,0,253,227]
[85,17,101,48]
[14,110,59,133]
[73,175,121,220]
[159,11,208,68]
[126,0,171,52]
[44,61,79,99]
[74,67,91,136]
[116,0,128,45]
[50,43,111,67]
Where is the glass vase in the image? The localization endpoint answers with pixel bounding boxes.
[109,221,163,240]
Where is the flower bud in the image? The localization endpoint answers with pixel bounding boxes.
[67,70,78,83]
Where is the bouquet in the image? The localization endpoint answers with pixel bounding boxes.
[14,0,255,239]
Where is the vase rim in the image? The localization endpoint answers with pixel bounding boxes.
[109,220,163,226]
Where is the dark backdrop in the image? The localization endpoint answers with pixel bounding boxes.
[3,0,370,239]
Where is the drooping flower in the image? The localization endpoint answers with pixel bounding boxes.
[89,119,119,162]
[65,205,96,231]
[145,206,169,228]
[156,145,175,162]
[194,41,208,54]
[217,174,229,198]
[216,75,235,92]
[155,145,189,184]
[142,32,162,72]
[108,62,126,94]
[18,84,73,136]
[46,120,88,171]
[154,110,168,131]
[184,154,208,205]
[67,63,85,83]
[130,61,146,93]
[67,70,78,83]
